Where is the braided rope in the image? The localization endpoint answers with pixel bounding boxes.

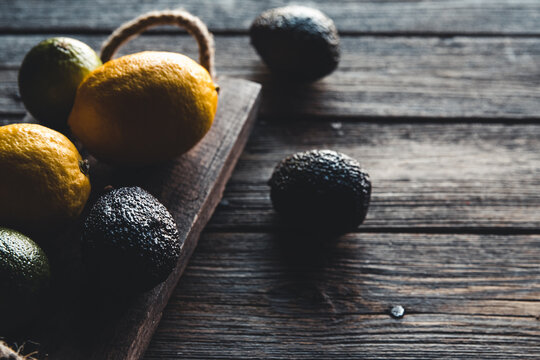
[0,342,24,360]
[100,10,215,78]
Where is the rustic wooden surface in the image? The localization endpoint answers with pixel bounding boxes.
[1,0,539,34]
[148,232,540,359]
[1,1,540,359]
[2,35,540,119]
[208,121,540,231]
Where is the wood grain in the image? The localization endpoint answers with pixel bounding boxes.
[143,231,540,359]
[1,35,539,120]
[3,116,539,232]
[2,1,540,359]
[1,0,539,35]
[205,120,540,231]
[2,77,261,359]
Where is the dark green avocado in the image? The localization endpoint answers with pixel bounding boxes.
[82,187,181,293]
[268,150,371,233]
[0,227,51,333]
[250,5,341,81]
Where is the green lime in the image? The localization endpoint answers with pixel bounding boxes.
[0,227,51,332]
[18,37,102,130]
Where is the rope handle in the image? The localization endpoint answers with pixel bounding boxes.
[100,10,215,79]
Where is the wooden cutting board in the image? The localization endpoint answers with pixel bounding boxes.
[9,77,261,359]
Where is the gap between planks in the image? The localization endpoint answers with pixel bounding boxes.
[2,28,540,38]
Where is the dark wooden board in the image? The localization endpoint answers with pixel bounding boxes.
[143,231,540,359]
[1,0,539,35]
[2,77,261,359]
[1,35,540,120]
[202,120,540,231]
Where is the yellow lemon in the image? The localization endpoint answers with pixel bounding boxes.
[0,124,91,235]
[68,51,219,165]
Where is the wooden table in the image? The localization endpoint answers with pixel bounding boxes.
[2,1,539,358]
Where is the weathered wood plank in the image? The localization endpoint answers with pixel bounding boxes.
[205,120,540,231]
[1,35,539,120]
[1,0,539,35]
[143,231,540,359]
[3,113,539,232]
[2,78,261,359]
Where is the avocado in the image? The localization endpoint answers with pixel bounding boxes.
[268,150,371,233]
[82,187,181,293]
[250,5,341,81]
[0,227,51,333]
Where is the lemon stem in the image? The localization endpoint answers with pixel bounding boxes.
[78,159,90,176]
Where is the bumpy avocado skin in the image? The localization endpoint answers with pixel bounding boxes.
[82,187,181,293]
[269,150,371,233]
[250,6,341,81]
[0,227,51,332]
